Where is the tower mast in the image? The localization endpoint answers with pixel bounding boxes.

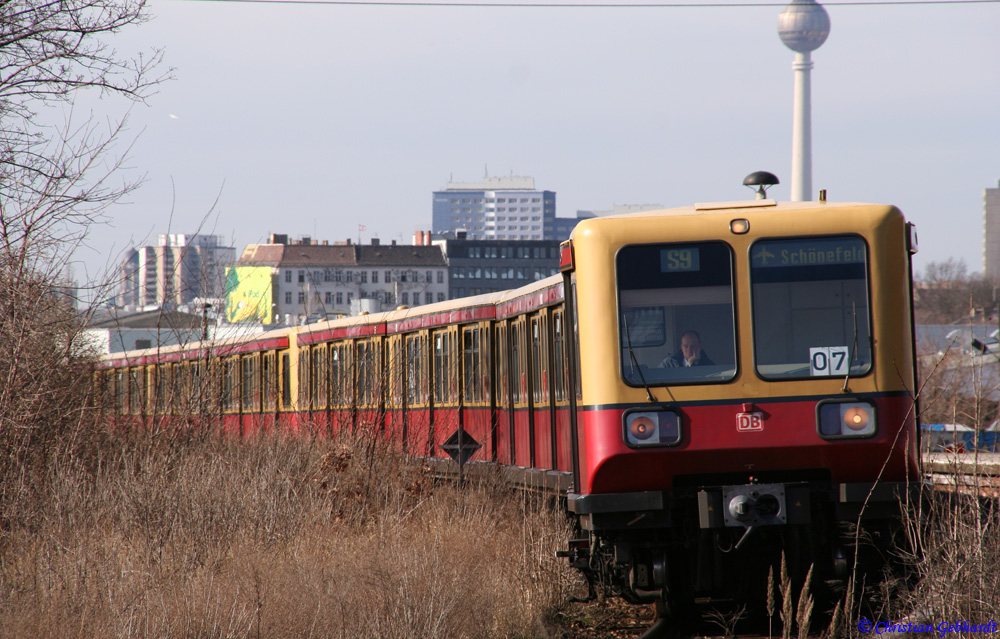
[778,0,830,202]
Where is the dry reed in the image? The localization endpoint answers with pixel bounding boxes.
[0,427,579,639]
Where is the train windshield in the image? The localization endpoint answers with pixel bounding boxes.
[617,241,737,386]
[750,236,872,379]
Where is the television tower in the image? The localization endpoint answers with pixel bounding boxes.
[778,0,830,202]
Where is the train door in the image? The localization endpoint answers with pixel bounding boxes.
[298,347,312,434]
[279,351,293,431]
[495,322,513,465]
[262,351,278,432]
[385,334,406,453]
[222,356,239,434]
[431,327,459,460]
[329,341,354,437]
[405,332,431,456]
[461,323,490,463]
[510,316,533,468]
[551,308,573,472]
[190,359,211,424]
[530,313,552,470]
[355,337,384,437]
[242,353,261,437]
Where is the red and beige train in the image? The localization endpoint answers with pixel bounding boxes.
[96,183,922,622]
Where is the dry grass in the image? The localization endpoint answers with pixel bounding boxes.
[895,481,1000,629]
[0,426,579,638]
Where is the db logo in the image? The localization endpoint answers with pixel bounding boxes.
[736,412,764,432]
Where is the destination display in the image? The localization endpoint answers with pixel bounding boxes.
[751,237,865,269]
[660,247,700,273]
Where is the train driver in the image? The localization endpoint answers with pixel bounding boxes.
[658,330,715,368]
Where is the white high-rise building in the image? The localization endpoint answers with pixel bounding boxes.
[432,176,557,241]
[118,234,235,309]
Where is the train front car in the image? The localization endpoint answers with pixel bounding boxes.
[561,198,920,621]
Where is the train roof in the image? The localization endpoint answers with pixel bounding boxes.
[596,199,881,219]
[569,199,906,245]
[98,324,293,368]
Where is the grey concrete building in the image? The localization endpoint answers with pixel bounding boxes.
[984,182,1000,279]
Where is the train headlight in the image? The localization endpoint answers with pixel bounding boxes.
[817,400,876,439]
[624,409,682,448]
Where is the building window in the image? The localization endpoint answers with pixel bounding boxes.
[437,271,443,283]
[437,293,445,302]
[346,271,353,282]
[402,292,409,305]
[298,270,304,283]
[372,271,379,283]
[360,271,368,283]
[285,270,292,283]
[298,291,305,303]
[285,291,292,304]
[347,293,353,304]
[385,270,391,282]
[325,292,332,304]
[425,271,431,283]
[336,292,343,305]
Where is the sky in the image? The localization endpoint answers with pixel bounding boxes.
[71,0,1000,289]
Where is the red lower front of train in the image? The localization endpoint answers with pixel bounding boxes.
[561,393,920,611]
[577,393,918,498]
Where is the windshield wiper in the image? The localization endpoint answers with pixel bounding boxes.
[623,314,657,403]
[843,300,859,393]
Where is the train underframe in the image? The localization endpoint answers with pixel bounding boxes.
[560,477,915,630]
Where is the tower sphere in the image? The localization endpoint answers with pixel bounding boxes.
[778,0,830,53]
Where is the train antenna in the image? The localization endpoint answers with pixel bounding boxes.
[743,171,780,200]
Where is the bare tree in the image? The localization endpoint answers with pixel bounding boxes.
[0,0,168,517]
[915,258,1000,325]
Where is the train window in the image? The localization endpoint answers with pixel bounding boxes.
[152,367,164,414]
[531,317,547,404]
[331,344,354,407]
[553,311,567,403]
[463,327,482,404]
[330,345,341,407]
[282,353,291,409]
[314,347,327,409]
[497,325,509,408]
[617,242,737,385]
[433,331,453,403]
[191,361,207,414]
[750,236,872,379]
[357,340,379,406]
[389,338,404,408]
[405,335,426,405]
[242,357,251,410]
[299,349,311,410]
[510,322,523,403]
[242,356,257,412]
[262,353,275,411]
